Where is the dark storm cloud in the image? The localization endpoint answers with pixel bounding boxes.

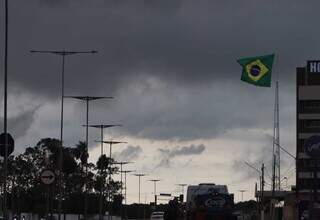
[1,107,39,139]
[156,144,205,168]
[5,0,319,97]
[113,145,142,162]
[0,0,317,142]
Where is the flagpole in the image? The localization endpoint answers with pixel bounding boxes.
[271,53,280,220]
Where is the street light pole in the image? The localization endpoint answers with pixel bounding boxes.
[149,180,160,206]
[3,0,9,219]
[120,170,134,220]
[134,173,147,204]
[100,140,126,219]
[112,162,132,196]
[67,99,113,220]
[87,124,121,220]
[239,190,247,202]
[177,184,187,202]
[238,190,247,220]
[98,140,127,160]
[112,162,132,220]
[30,50,97,220]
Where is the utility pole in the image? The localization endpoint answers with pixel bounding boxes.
[149,179,161,205]
[67,96,112,220]
[30,50,97,220]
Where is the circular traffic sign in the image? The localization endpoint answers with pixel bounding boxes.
[40,169,55,185]
[0,133,14,157]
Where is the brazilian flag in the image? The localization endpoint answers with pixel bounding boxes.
[237,54,275,87]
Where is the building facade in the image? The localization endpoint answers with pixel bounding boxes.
[297,61,320,212]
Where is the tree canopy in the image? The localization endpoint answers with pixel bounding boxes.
[1,138,122,217]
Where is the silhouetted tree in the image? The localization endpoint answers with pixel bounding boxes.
[1,137,121,216]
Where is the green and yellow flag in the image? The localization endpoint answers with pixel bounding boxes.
[237,54,275,87]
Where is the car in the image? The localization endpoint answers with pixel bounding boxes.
[150,211,164,220]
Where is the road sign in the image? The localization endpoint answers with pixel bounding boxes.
[0,133,14,157]
[40,169,55,185]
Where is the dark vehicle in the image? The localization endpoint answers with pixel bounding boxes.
[186,183,237,220]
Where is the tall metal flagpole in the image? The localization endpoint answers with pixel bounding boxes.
[276,81,280,190]
[30,50,97,220]
[66,97,112,220]
[3,0,9,219]
[272,81,280,191]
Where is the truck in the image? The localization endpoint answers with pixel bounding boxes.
[186,183,237,220]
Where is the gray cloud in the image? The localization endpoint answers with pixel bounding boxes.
[0,0,313,143]
[1,107,39,140]
[156,144,206,168]
[113,145,142,162]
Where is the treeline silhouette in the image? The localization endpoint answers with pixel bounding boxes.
[1,138,122,217]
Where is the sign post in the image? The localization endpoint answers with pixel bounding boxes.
[40,169,55,220]
[40,169,56,185]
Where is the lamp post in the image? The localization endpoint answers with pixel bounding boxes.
[3,0,9,219]
[120,170,134,220]
[99,140,126,219]
[67,96,112,220]
[134,173,147,219]
[30,50,97,220]
[238,190,247,220]
[87,124,121,220]
[239,190,247,202]
[112,161,132,220]
[149,180,160,206]
[133,173,147,204]
[99,140,127,160]
[112,162,132,195]
[177,184,187,202]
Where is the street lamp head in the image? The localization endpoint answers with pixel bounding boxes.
[98,141,127,145]
[149,179,161,182]
[134,173,147,177]
[64,96,113,101]
[112,161,133,165]
[83,124,122,128]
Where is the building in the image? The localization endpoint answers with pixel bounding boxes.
[297,60,320,217]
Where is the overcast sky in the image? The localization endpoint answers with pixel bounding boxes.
[0,0,319,203]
